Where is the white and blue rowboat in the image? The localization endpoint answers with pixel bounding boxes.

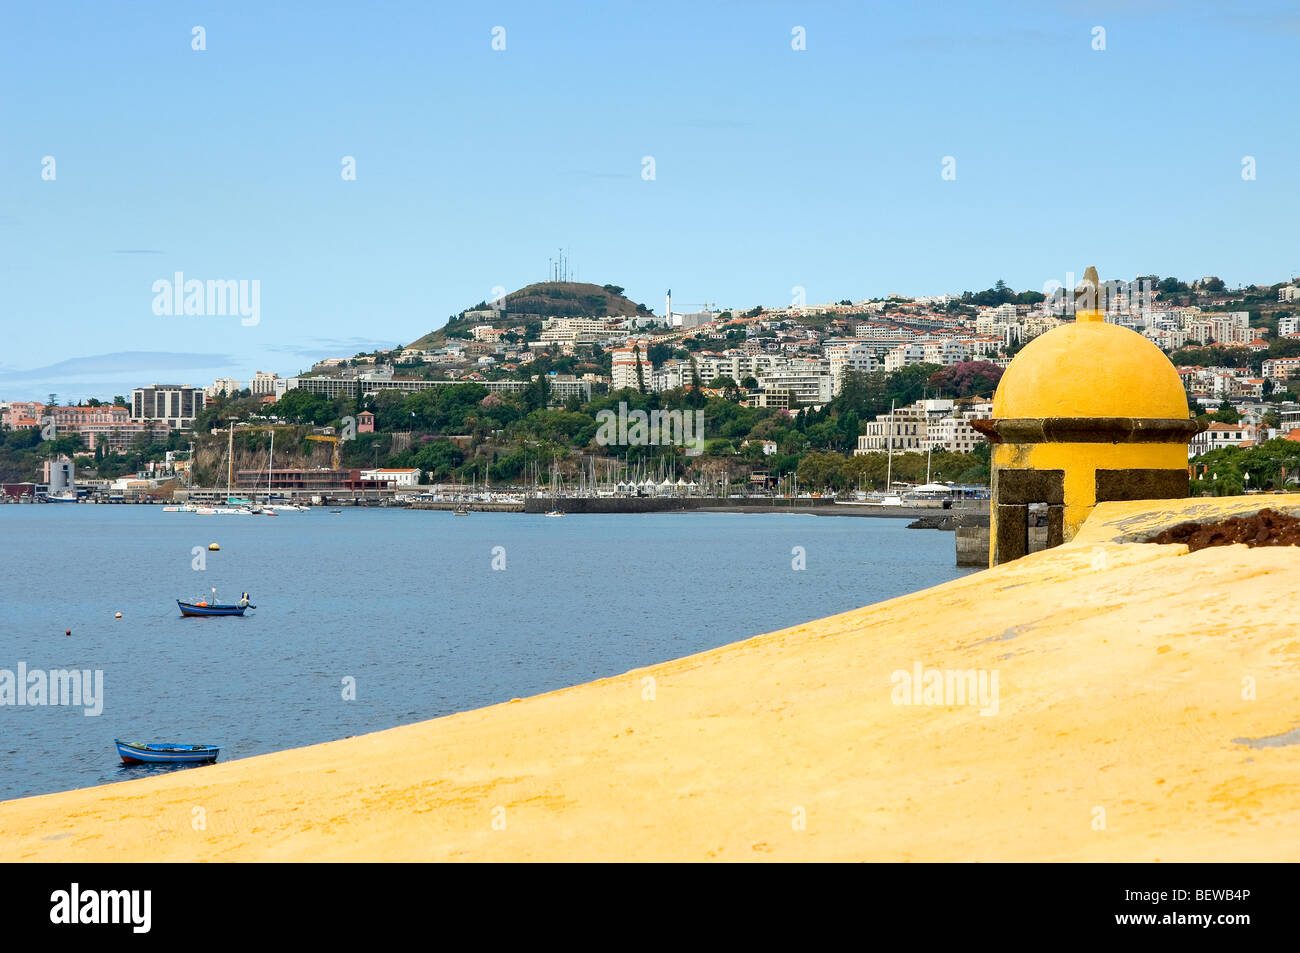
[177,591,255,617]
[115,740,221,765]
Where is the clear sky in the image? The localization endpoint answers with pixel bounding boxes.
[2,0,1298,401]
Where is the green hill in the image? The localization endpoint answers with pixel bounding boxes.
[409,281,652,349]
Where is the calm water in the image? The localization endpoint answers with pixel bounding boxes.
[0,505,971,800]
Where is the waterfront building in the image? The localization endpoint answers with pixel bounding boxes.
[43,454,74,493]
[359,467,422,487]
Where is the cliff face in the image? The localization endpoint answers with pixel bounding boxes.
[191,430,334,488]
[4,495,1299,861]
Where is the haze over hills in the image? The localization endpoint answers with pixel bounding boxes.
[407,281,654,350]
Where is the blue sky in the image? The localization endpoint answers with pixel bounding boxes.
[2,0,1298,401]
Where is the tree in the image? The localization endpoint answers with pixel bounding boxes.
[796,451,847,491]
[927,361,1003,399]
[647,343,674,368]
[633,344,647,394]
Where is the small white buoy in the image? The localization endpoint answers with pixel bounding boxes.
[115,612,122,619]
[209,542,220,551]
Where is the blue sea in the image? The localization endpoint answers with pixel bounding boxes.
[0,505,971,801]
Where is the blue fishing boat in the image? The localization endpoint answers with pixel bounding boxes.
[115,740,221,765]
[177,589,255,617]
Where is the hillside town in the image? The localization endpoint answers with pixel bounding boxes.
[4,275,1300,502]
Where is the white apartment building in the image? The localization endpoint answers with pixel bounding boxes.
[1184,320,1215,345]
[881,338,967,371]
[853,334,918,359]
[651,361,690,392]
[206,378,242,399]
[853,399,989,455]
[538,317,625,347]
[1278,286,1300,303]
[1209,312,1252,345]
[854,324,916,340]
[1278,315,1300,336]
[824,341,877,395]
[756,370,832,406]
[1146,326,1190,350]
[918,339,968,366]
[883,343,925,372]
[925,415,985,454]
[955,336,1003,358]
[694,352,785,383]
[611,339,653,392]
[249,371,280,396]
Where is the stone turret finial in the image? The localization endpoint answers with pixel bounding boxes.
[1074,265,1103,321]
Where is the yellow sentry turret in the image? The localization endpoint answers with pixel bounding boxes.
[973,267,1204,566]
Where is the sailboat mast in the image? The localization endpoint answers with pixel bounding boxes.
[268,429,275,501]
[227,421,234,501]
[885,399,895,494]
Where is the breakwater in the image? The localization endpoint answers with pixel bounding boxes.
[520,496,973,517]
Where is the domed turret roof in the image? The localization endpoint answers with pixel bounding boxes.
[992,269,1190,420]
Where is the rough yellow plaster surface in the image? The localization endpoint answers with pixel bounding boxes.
[3,496,1298,862]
